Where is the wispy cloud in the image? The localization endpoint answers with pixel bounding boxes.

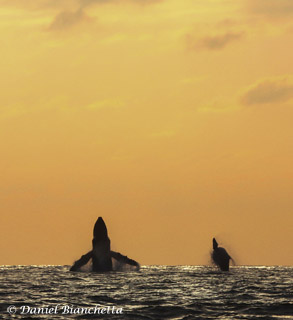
[187,32,244,51]
[198,98,239,113]
[86,98,126,110]
[79,0,162,6]
[0,0,163,31]
[245,0,293,19]
[200,32,243,50]
[0,0,162,8]
[241,77,293,106]
[51,0,163,30]
[0,0,79,10]
[150,130,176,138]
[48,9,90,31]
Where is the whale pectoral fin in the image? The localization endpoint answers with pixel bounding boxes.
[110,251,140,268]
[230,257,236,266]
[70,250,93,271]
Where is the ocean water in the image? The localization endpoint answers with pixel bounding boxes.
[0,265,292,319]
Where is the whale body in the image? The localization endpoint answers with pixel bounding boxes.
[212,238,231,271]
[70,217,140,272]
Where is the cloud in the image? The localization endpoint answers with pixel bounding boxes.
[199,32,243,50]
[187,32,243,51]
[241,77,293,106]
[86,98,126,110]
[198,98,239,113]
[48,9,90,31]
[0,0,163,31]
[0,0,162,9]
[150,130,176,138]
[79,0,162,7]
[246,0,293,19]
[0,0,79,10]
[48,0,163,31]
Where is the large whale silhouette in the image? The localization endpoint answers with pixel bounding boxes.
[211,238,231,271]
[70,217,140,272]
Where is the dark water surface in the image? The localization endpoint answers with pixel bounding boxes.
[0,265,292,319]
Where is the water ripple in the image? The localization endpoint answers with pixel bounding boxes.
[0,266,292,319]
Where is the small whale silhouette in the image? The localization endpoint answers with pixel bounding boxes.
[212,238,231,271]
[70,217,140,272]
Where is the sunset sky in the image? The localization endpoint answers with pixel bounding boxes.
[1,0,292,266]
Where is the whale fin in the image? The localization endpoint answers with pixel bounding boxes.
[70,250,93,271]
[111,251,140,271]
[230,257,236,266]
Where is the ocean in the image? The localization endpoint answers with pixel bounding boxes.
[0,265,292,319]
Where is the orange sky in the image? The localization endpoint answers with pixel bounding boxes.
[0,0,293,266]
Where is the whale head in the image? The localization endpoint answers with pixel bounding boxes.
[92,217,112,271]
[213,238,218,250]
[93,217,109,241]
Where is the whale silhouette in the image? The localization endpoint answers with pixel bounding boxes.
[212,238,231,271]
[70,217,140,272]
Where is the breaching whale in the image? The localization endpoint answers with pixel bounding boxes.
[211,238,231,271]
[70,217,140,272]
